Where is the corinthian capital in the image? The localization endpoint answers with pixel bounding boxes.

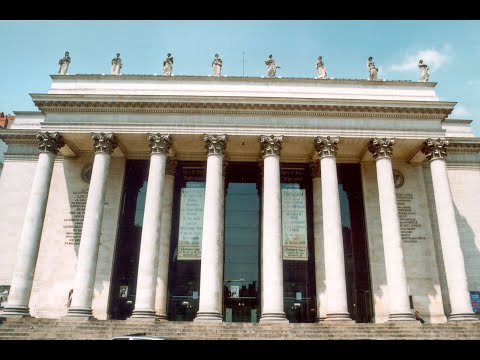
[166,159,177,176]
[315,136,339,159]
[310,161,320,179]
[91,132,118,154]
[368,138,395,160]
[36,131,65,155]
[260,135,283,157]
[147,133,172,155]
[421,138,449,161]
[204,134,227,155]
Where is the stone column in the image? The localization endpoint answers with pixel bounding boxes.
[259,135,288,323]
[130,134,172,320]
[67,132,117,318]
[194,134,227,323]
[2,132,64,317]
[311,161,327,322]
[316,136,352,321]
[368,138,414,321]
[155,159,177,320]
[422,138,477,321]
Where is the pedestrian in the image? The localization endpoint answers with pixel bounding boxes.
[414,310,425,324]
[65,288,73,308]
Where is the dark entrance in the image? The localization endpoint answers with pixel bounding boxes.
[337,164,373,323]
[108,160,148,320]
[223,162,261,322]
[108,160,372,323]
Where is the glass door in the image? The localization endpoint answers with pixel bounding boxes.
[224,182,260,323]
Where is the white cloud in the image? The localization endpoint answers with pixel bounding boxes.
[389,46,451,73]
[467,80,480,86]
[450,104,471,118]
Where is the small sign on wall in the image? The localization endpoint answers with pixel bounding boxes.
[119,285,128,298]
[471,291,480,315]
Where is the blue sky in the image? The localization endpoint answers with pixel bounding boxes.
[1,20,480,134]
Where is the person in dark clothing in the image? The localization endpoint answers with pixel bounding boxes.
[415,310,425,324]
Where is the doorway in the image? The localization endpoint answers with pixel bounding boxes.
[223,163,261,323]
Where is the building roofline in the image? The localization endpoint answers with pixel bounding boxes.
[49,74,437,88]
[443,118,473,125]
[13,111,43,116]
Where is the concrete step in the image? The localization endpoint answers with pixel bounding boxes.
[1,318,479,340]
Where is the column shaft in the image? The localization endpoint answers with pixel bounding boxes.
[67,152,111,317]
[375,157,413,320]
[130,152,167,319]
[260,154,287,323]
[312,173,327,321]
[2,152,56,316]
[430,158,477,320]
[155,173,175,319]
[320,156,351,320]
[194,153,224,322]
[67,132,117,318]
[3,132,63,317]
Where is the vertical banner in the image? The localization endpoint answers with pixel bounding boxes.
[178,185,205,260]
[281,188,308,260]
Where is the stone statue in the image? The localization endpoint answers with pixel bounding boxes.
[265,54,280,78]
[58,51,71,75]
[418,59,429,82]
[211,53,223,77]
[316,56,327,79]
[111,53,122,75]
[163,53,174,76]
[368,56,378,80]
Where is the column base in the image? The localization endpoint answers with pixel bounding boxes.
[193,312,223,323]
[155,313,168,321]
[1,305,31,318]
[129,309,156,321]
[315,316,326,323]
[65,306,94,319]
[259,312,289,324]
[388,313,416,322]
[448,313,479,322]
[325,313,353,322]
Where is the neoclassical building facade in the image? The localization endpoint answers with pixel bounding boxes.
[0,75,479,324]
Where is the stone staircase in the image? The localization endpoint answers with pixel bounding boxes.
[1,317,480,340]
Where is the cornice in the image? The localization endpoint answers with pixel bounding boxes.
[0,129,38,145]
[49,74,438,88]
[447,138,480,152]
[31,94,454,119]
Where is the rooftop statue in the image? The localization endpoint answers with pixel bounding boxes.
[212,53,222,77]
[111,53,122,75]
[418,59,429,82]
[163,53,174,76]
[316,56,327,79]
[265,54,280,78]
[368,56,378,81]
[58,51,71,75]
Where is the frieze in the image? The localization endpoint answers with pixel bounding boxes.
[33,100,453,119]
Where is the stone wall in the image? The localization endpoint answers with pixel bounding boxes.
[362,161,446,323]
[0,155,37,285]
[28,156,125,319]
